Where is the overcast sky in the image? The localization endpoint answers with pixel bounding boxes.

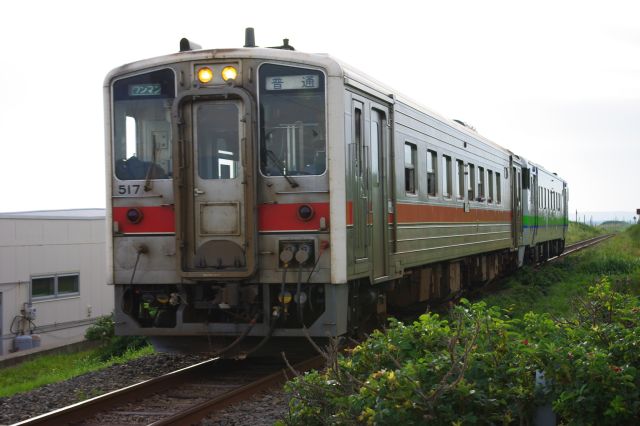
[1,0,638,218]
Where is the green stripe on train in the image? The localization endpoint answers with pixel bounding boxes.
[523,215,568,227]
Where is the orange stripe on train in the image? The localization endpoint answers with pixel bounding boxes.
[395,203,511,223]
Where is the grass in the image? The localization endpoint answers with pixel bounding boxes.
[483,224,640,319]
[566,221,606,245]
[0,344,154,398]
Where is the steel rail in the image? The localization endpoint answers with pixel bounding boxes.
[149,355,325,425]
[13,357,220,426]
[548,234,613,262]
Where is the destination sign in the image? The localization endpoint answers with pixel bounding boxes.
[265,75,319,91]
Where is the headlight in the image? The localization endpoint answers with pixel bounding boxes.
[197,67,214,83]
[221,66,238,81]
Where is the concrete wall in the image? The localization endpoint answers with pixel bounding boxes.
[0,210,112,359]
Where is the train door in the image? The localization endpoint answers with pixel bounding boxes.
[349,96,390,280]
[351,99,369,274]
[369,106,389,281]
[180,98,256,277]
[562,183,568,240]
[511,161,523,248]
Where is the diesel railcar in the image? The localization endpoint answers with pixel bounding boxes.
[105,30,568,353]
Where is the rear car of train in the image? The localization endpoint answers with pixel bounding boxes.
[104,40,348,352]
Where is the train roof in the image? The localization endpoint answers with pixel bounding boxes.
[106,43,541,170]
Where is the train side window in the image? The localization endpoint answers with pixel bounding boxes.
[442,155,452,198]
[456,159,464,199]
[545,188,548,209]
[496,172,502,204]
[487,170,494,203]
[404,142,417,194]
[467,163,476,200]
[539,187,543,208]
[478,166,485,200]
[547,189,549,209]
[426,149,437,196]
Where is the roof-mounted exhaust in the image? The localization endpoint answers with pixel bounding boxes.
[270,38,295,51]
[180,38,202,52]
[244,27,256,48]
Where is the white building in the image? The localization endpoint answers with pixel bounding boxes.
[0,209,112,359]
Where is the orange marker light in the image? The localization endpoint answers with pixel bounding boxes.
[197,67,214,83]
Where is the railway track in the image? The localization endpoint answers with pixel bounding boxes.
[15,355,324,425]
[551,234,613,260]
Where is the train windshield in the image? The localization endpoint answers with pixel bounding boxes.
[112,69,175,180]
[259,64,326,176]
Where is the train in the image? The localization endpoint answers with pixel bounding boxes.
[104,29,568,354]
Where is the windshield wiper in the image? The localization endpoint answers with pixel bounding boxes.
[143,135,158,192]
[266,150,298,188]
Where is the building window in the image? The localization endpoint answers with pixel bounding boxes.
[31,274,79,299]
[404,142,417,194]
[426,149,437,196]
[456,160,464,199]
[496,172,502,204]
[442,155,452,198]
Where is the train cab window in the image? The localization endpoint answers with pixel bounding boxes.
[442,155,452,198]
[259,64,326,176]
[467,163,476,200]
[404,143,417,194]
[496,172,502,204]
[426,150,437,196]
[195,103,239,179]
[456,160,464,199]
[488,169,494,203]
[112,68,175,180]
[478,166,485,200]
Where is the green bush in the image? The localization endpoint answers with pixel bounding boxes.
[85,314,148,361]
[284,278,640,425]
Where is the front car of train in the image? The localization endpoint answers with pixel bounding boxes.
[104,32,350,353]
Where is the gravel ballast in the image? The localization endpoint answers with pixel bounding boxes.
[0,353,294,425]
[0,353,208,424]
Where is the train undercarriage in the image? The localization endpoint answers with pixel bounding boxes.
[113,240,563,356]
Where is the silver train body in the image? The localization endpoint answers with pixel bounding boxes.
[105,38,568,352]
